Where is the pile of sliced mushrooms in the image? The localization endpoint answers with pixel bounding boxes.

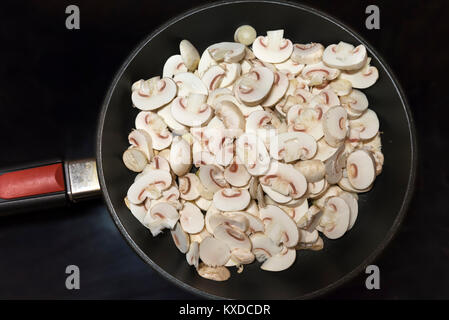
[123,25,384,281]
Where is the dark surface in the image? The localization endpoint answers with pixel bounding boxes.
[0,0,447,299]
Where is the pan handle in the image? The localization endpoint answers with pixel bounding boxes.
[0,159,101,216]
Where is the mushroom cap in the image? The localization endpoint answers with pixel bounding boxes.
[179,39,200,71]
[346,149,376,190]
[144,202,180,236]
[291,43,324,64]
[235,66,274,106]
[173,72,208,96]
[169,136,192,177]
[259,205,299,247]
[213,224,252,251]
[201,65,226,91]
[234,25,257,46]
[340,89,369,113]
[250,232,282,262]
[170,94,212,127]
[179,202,205,234]
[199,236,231,267]
[260,246,296,272]
[213,188,251,212]
[162,54,188,78]
[323,42,367,71]
[301,62,340,86]
[322,196,351,239]
[340,59,379,89]
[224,158,252,187]
[236,133,271,176]
[148,155,171,172]
[323,106,348,147]
[131,77,177,111]
[270,132,317,162]
[123,148,148,173]
[198,164,229,193]
[349,109,379,140]
[261,162,308,199]
[294,160,325,183]
[178,173,201,201]
[171,222,190,253]
[207,42,246,63]
[186,241,200,268]
[197,263,231,281]
[261,71,289,107]
[127,169,172,204]
[252,30,293,63]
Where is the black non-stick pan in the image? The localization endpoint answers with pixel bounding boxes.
[1,1,417,299]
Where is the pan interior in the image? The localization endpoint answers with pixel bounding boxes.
[98,1,415,299]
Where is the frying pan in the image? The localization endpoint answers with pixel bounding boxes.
[0,1,416,299]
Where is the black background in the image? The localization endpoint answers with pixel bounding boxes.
[0,0,448,299]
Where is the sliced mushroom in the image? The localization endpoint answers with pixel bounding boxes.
[274,59,304,77]
[169,136,192,177]
[135,111,173,150]
[198,164,229,193]
[219,63,241,88]
[349,109,379,140]
[340,58,379,89]
[270,132,317,162]
[131,77,177,111]
[197,263,230,281]
[329,78,352,96]
[252,30,293,63]
[323,106,348,147]
[340,89,369,118]
[287,106,324,141]
[262,184,292,204]
[301,62,340,86]
[170,94,212,127]
[199,236,231,267]
[179,40,200,71]
[291,43,324,64]
[346,149,376,190]
[213,188,250,211]
[157,103,188,135]
[314,185,343,208]
[171,222,190,253]
[225,211,264,235]
[195,196,212,211]
[294,160,325,183]
[261,71,289,107]
[215,100,245,132]
[128,129,154,161]
[321,196,350,239]
[144,202,179,236]
[198,48,218,77]
[190,227,213,244]
[250,232,282,263]
[307,178,329,199]
[124,197,146,223]
[201,65,226,91]
[127,169,172,204]
[324,144,346,184]
[234,25,257,46]
[235,67,274,106]
[173,72,208,96]
[213,224,252,251]
[338,176,372,193]
[235,133,271,176]
[323,42,367,71]
[281,198,308,224]
[230,248,255,266]
[298,229,319,244]
[259,205,299,247]
[207,211,248,234]
[246,199,260,216]
[313,138,339,161]
[224,158,251,187]
[260,246,296,272]
[162,54,188,78]
[179,202,205,234]
[260,162,307,199]
[296,236,324,251]
[208,42,246,63]
[178,173,201,200]
[339,192,358,230]
[148,155,171,172]
[186,241,200,268]
[212,93,264,117]
[123,148,148,172]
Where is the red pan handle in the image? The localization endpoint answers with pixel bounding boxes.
[0,159,101,216]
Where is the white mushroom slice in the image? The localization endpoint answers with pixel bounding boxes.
[234,25,257,46]
[197,263,230,281]
[127,169,172,204]
[309,89,341,111]
[201,65,225,91]
[219,63,241,88]
[230,248,255,266]
[339,192,358,230]
[123,148,147,172]
[214,224,251,251]
[190,227,212,244]
[250,58,277,72]
[128,129,153,161]
[259,205,299,247]
[324,144,346,184]
[322,196,350,240]
[207,88,232,105]
[169,136,192,177]
[349,109,379,140]
[294,160,325,183]
[235,67,274,106]
[262,184,292,204]
[340,89,369,116]
[207,211,248,234]
[301,62,340,86]
[280,199,308,224]
[124,197,146,223]
[323,42,367,71]
[170,94,212,127]
[186,241,200,268]
[338,176,372,193]
[252,30,293,63]
[236,133,271,176]
[250,233,281,263]
[260,162,307,199]
[323,106,348,147]
[298,229,319,244]
[215,101,245,132]
[199,236,231,267]
[179,202,205,234]
[131,77,177,110]
[329,78,352,96]
[162,54,188,78]
[225,211,264,234]
[288,107,324,141]
[261,246,296,272]
[178,173,201,201]
[198,49,218,77]
[224,158,251,187]
[245,199,260,216]
[207,42,246,63]
[291,43,324,64]
[261,71,289,107]
[171,222,190,253]
[173,72,208,96]
[195,196,212,211]
[144,202,179,236]
[179,40,200,71]
[198,165,229,193]
[340,59,379,89]
[297,236,324,251]
[308,178,329,199]
[135,111,173,150]
[148,155,171,172]
[213,188,250,212]
[274,59,304,77]
[245,110,272,134]
[270,132,317,162]
[346,149,376,190]
[157,104,188,135]
[313,138,339,161]
[241,59,253,74]
[212,93,263,117]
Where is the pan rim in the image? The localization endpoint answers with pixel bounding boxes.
[96,0,417,300]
